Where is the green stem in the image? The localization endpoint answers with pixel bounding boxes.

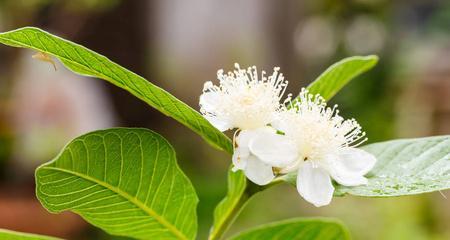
[208,192,249,240]
[208,182,262,240]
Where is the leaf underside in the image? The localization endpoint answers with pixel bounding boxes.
[0,27,232,154]
[35,128,198,240]
[229,218,350,240]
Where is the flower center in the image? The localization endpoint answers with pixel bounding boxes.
[239,95,255,106]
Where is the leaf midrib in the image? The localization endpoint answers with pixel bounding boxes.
[41,166,189,240]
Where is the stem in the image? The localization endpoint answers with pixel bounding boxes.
[208,192,249,240]
[208,182,262,240]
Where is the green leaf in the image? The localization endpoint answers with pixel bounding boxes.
[307,55,378,100]
[209,170,248,240]
[35,128,198,240]
[0,27,232,154]
[335,135,450,197]
[0,229,61,240]
[229,218,351,240]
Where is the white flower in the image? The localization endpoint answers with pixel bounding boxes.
[200,63,287,131]
[200,64,294,185]
[251,88,376,207]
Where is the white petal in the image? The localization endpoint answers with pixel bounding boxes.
[236,129,258,147]
[233,129,261,172]
[270,118,290,133]
[248,130,298,168]
[337,148,377,175]
[232,146,250,171]
[279,160,302,174]
[326,148,376,186]
[236,127,276,150]
[244,155,275,185]
[327,174,368,187]
[199,91,220,112]
[297,161,334,207]
[205,115,232,132]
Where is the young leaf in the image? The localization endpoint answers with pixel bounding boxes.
[307,55,378,100]
[209,170,248,240]
[229,218,351,240]
[0,229,61,240]
[335,135,450,197]
[0,27,232,154]
[35,128,198,240]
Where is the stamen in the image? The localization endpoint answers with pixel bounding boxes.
[201,64,290,131]
[278,88,368,159]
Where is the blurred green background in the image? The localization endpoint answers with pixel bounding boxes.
[0,0,449,239]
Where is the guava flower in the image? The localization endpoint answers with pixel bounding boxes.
[200,64,295,185]
[251,88,376,206]
[200,63,288,131]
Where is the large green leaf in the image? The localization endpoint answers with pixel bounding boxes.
[209,170,248,240]
[229,218,350,240]
[307,55,378,100]
[0,27,232,154]
[335,135,450,197]
[0,229,61,240]
[35,128,198,240]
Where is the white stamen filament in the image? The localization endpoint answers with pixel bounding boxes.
[279,88,367,163]
[200,63,289,130]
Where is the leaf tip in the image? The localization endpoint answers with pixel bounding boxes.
[366,54,379,63]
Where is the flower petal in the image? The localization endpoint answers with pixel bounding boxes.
[236,129,258,147]
[199,89,220,113]
[297,161,334,207]
[270,118,290,133]
[204,115,232,132]
[249,130,298,168]
[237,127,276,151]
[244,155,275,185]
[326,148,376,186]
[232,146,250,171]
[279,160,302,174]
[338,148,377,175]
